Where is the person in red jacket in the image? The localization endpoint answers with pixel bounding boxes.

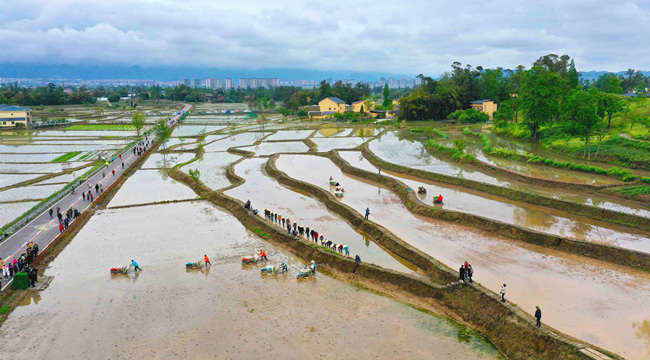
[204,255,211,267]
[258,250,267,261]
[59,222,64,233]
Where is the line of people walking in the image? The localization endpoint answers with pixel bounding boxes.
[261,207,352,257]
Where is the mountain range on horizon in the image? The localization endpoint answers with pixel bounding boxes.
[0,63,648,83]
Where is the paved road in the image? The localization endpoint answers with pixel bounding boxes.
[0,103,190,291]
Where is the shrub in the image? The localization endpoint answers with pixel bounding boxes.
[188,168,201,181]
[450,109,489,124]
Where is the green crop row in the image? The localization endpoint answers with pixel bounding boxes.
[427,139,475,162]
[643,177,650,184]
[611,185,650,198]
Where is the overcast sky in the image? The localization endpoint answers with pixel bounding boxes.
[2,0,649,75]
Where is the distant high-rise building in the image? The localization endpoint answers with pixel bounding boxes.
[225,78,233,90]
[193,79,203,88]
[206,78,224,89]
[183,79,192,87]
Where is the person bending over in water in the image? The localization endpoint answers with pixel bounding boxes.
[258,250,268,261]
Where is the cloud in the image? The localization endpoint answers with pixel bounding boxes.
[1,0,650,74]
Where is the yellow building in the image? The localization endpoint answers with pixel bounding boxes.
[392,98,400,107]
[470,99,498,120]
[308,111,336,120]
[318,97,346,113]
[351,99,375,113]
[0,104,31,127]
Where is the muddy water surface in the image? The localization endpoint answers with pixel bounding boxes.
[224,157,415,274]
[182,151,241,190]
[265,130,314,141]
[338,151,650,253]
[238,141,310,155]
[141,152,196,169]
[0,201,503,359]
[276,154,650,360]
[370,132,650,219]
[203,132,269,152]
[107,169,198,207]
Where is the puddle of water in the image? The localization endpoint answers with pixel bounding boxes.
[0,201,503,360]
[370,132,650,219]
[224,157,416,274]
[276,154,650,360]
[171,125,227,137]
[182,152,241,190]
[338,151,650,253]
[141,153,196,169]
[0,200,39,228]
[265,130,314,141]
[203,132,269,152]
[311,137,367,152]
[107,169,197,208]
[237,141,310,156]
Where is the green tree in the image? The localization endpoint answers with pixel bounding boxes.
[131,111,145,137]
[520,66,563,142]
[493,101,514,125]
[189,168,201,181]
[276,107,291,117]
[602,93,627,129]
[154,119,173,149]
[296,110,308,119]
[382,84,391,108]
[595,73,624,94]
[561,90,601,159]
[568,60,579,89]
[107,93,120,103]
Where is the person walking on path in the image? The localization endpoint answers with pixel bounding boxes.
[59,222,64,233]
[100,184,104,193]
[49,208,53,218]
[95,184,99,194]
[500,284,506,303]
[122,162,124,169]
[459,265,466,282]
[82,192,86,201]
[365,207,370,220]
[378,168,381,175]
[130,260,142,272]
[204,255,211,267]
[112,169,116,176]
[535,306,542,328]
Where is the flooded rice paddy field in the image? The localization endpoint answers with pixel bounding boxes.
[238,141,310,155]
[0,201,39,228]
[313,128,346,137]
[181,151,241,190]
[203,132,270,152]
[0,184,67,202]
[0,173,46,188]
[311,137,368,152]
[0,144,122,154]
[276,154,650,359]
[0,201,503,359]
[34,173,77,185]
[107,169,198,208]
[2,130,138,138]
[339,151,650,253]
[171,125,228,137]
[370,132,650,219]
[0,153,63,163]
[224,157,415,274]
[459,139,621,185]
[264,129,315,141]
[141,153,196,169]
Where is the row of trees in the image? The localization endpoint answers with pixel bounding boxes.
[0,83,97,105]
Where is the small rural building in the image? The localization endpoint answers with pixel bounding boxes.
[351,100,375,113]
[308,111,336,120]
[0,104,31,127]
[392,98,400,107]
[318,97,346,113]
[470,99,498,120]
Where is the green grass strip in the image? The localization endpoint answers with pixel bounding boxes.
[52,151,82,163]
